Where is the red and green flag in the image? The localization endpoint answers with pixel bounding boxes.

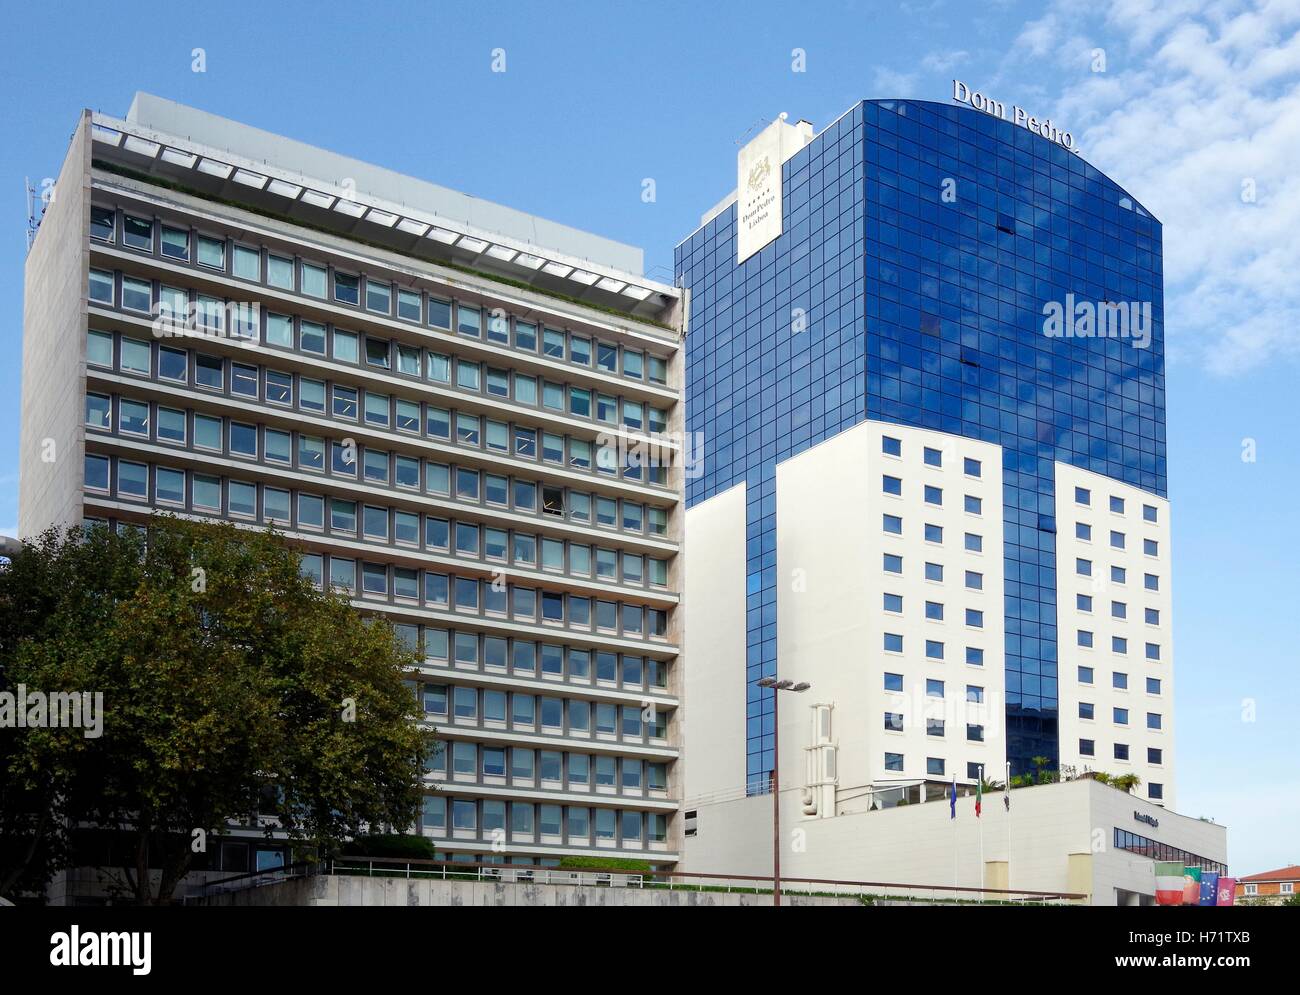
[975,775,983,817]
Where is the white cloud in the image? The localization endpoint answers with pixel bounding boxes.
[873,66,918,97]
[1008,0,1300,374]
[921,49,971,72]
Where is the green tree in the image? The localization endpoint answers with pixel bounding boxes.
[1,517,429,904]
[1110,773,1142,794]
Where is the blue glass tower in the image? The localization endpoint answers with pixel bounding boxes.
[675,99,1165,787]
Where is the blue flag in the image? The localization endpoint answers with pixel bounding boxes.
[949,777,957,819]
[1199,872,1220,906]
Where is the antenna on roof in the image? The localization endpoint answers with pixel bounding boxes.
[735,113,788,146]
[24,177,44,252]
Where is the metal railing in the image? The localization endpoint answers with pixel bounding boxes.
[322,855,1086,905]
[181,860,316,903]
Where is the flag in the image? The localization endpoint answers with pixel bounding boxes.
[1004,761,1011,811]
[975,775,983,817]
[1199,872,1220,906]
[1155,861,1185,905]
[1216,877,1237,906]
[1182,866,1202,906]
[949,776,957,819]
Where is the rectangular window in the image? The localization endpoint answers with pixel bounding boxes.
[232,244,260,280]
[457,306,481,338]
[123,214,153,250]
[300,261,327,298]
[88,268,113,304]
[160,225,189,260]
[267,254,294,290]
[334,272,360,305]
[198,235,225,269]
[121,277,151,313]
[90,206,115,241]
[365,280,391,314]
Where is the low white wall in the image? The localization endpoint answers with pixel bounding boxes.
[680,779,1227,905]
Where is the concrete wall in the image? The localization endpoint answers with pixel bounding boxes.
[681,482,748,801]
[20,111,90,536]
[198,873,860,907]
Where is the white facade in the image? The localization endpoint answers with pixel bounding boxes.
[1054,463,1175,808]
[685,420,1011,813]
[774,419,1008,808]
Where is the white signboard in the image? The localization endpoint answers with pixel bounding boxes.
[737,120,785,264]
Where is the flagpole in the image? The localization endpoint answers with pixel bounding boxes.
[951,776,958,898]
[979,764,985,900]
[1006,760,1012,894]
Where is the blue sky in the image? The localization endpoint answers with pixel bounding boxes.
[1,0,1296,874]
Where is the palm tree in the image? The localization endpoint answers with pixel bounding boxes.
[1030,755,1055,784]
[1112,773,1142,794]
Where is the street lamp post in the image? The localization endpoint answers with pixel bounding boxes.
[755,676,810,907]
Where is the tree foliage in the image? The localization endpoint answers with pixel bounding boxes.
[0,517,429,904]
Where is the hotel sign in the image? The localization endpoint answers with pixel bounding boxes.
[952,79,1080,155]
[736,118,785,264]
